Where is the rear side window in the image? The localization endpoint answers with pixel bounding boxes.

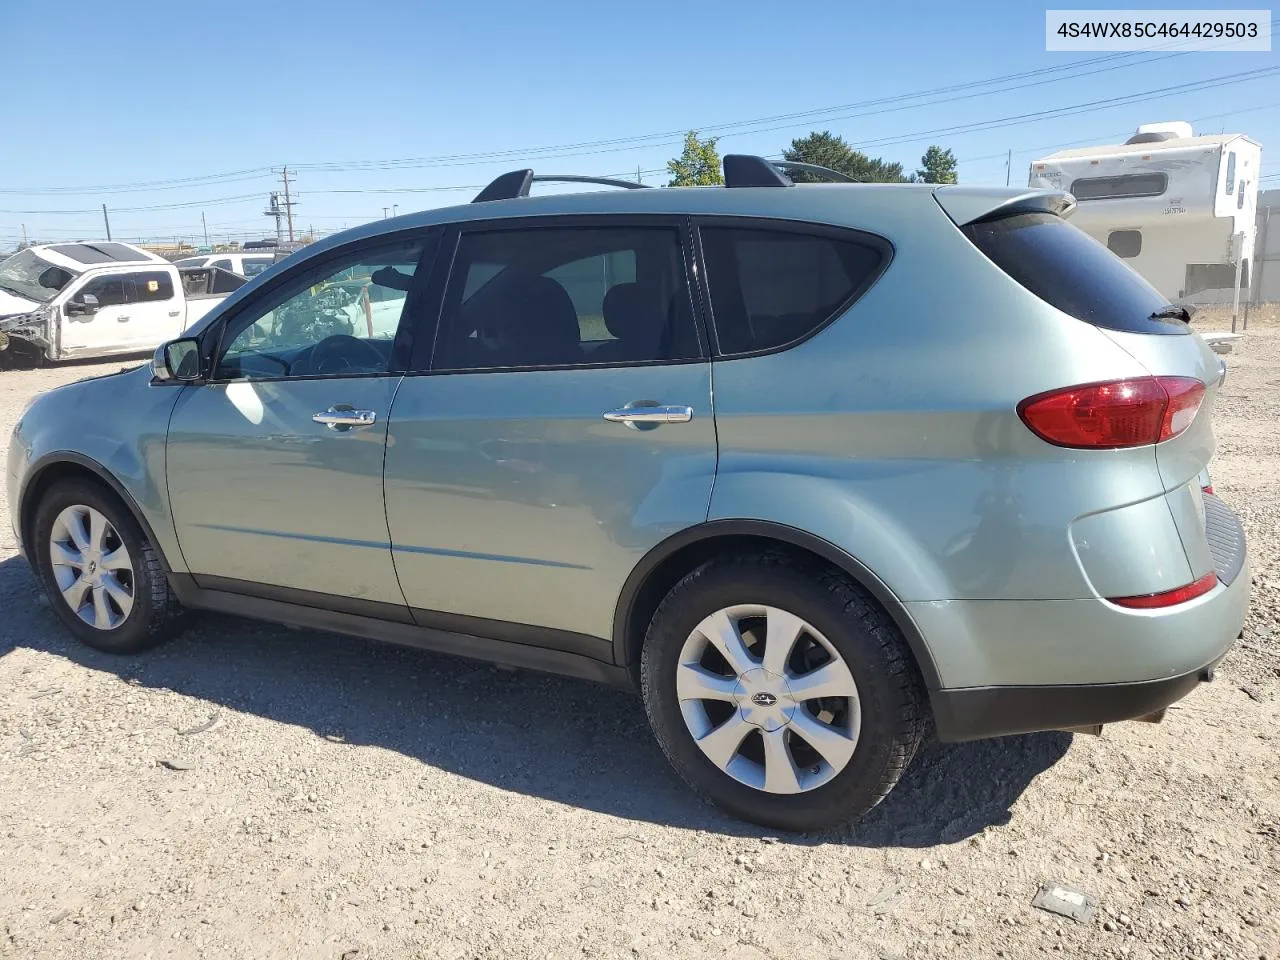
[700,226,887,355]
[132,271,175,302]
[963,213,1184,335]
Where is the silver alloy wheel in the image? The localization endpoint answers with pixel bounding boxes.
[677,604,861,795]
[48,505,135,631]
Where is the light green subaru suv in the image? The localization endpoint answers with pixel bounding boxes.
[7,157,1249,830]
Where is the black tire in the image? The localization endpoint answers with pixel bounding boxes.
[640,554,926,832]
[32,479,185,654]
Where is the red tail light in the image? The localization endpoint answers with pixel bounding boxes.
[1109,572,1218,609]
[1018,376,1205,449]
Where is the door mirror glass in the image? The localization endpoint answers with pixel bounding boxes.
[153,338,202,382]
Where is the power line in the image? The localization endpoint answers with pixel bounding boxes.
[4,28,1269,197]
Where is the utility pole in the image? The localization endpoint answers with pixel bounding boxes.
[102,203,112,240]
[636,165,642,184]
[20,223,28,248]
[1005,149,1012,187]
[281,166,295,243]
[392,204,398,218]
[264,192,283,245]
[382,207,390,219]
[201,212,210,249]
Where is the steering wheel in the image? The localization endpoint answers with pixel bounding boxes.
[308,334,384,375]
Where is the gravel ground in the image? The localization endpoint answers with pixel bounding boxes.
[1,315,1278,960]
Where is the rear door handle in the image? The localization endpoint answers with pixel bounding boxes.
[312,407,377,429]
[603,402,694,428]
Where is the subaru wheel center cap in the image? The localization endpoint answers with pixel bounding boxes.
[734,668,795,732]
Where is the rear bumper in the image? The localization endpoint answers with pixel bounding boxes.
[922,495,1249,741]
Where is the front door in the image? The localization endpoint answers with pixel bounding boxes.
[166,233,434,608]
[60,272,134,356]
[384,219,717,647]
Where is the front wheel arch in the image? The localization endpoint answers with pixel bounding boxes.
[19,455,173,576]
[613,520,943,694]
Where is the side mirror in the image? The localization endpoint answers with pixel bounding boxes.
[152,338,202,382]
[66,293,99,317]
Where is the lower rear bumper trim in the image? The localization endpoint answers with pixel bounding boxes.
[932,659,1219,743]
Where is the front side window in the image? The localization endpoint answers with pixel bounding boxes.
[700,226,888,355]
[215,238,427,380]
[432,225,699,371]
[75,275,130,308]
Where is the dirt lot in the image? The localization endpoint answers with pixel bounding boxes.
[1,313,1278,960]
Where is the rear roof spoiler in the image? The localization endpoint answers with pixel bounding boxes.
[933,186,1076,227]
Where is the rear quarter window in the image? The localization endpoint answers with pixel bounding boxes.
[700,225,889,355]
[962,213,1185,335]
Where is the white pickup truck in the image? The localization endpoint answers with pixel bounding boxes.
[0,241,245,365]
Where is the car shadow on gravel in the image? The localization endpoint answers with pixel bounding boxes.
[0,556,1071,846]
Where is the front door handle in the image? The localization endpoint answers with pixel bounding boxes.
[312,406,377,429]
[117,315,130,322]
[603,402,694,428]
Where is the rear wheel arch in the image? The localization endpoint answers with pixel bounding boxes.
[20,455,172,574]
[612,520,943,693]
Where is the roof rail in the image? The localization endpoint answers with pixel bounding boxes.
[722,154,859,188]
[472,171,650,203]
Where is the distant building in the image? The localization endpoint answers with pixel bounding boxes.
[1030,122,1261,304]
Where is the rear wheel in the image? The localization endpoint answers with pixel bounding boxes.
[32,480,185,653]
[640,554,926,831]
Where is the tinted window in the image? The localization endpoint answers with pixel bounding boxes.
[432,226,699,371]
[1070,173,1167,201]
[132,271,175,302]
[700,226,886,355]
[174,257,207,268]
[216,238,428,380]
[1225,153,1236,194]
[1107,229,1142,259]
[211,258,234,272]
[242,258,273,278]
[76,275,130,308]
[964,213,1182,335]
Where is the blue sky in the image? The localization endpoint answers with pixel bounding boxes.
[2,0,1276,247]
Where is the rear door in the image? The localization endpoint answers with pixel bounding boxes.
[120,268,183,351]
[383,217,716,651]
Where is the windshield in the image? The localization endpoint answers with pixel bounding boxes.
[0,249,81,305]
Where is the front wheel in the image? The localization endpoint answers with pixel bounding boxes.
[32,480,185,654]
[640,554,926,831]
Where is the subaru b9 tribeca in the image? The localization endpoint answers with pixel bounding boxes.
[7,156,1248,831]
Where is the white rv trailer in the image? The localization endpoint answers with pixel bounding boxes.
[1029,122,1261,303]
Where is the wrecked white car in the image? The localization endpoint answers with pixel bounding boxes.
[0,242,245,365]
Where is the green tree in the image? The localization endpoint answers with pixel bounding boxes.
[783,131,907,183]
[667,131,724,186]
[916,145,958,184]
